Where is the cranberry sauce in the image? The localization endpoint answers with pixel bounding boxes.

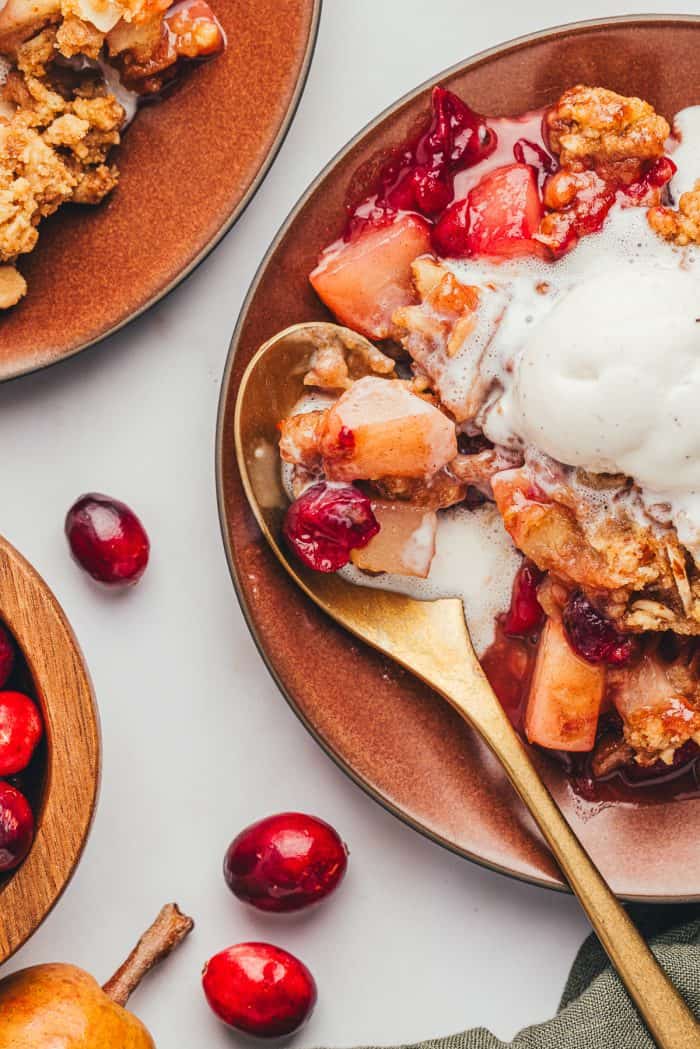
[340,87,675,262]
[343,89,552,244]
[481,621,700,806]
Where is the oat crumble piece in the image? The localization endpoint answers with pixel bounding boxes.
[55,14,105,59]
[302,327,396,391]
[0,32,124,303]
[648,179,700,245]
[546,84,670,176]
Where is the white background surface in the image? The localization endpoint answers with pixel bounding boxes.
[4,2,696,1045]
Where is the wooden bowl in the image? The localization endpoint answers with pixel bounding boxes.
[217,16,700,901]
[0,537,98,964]
[0,0,320,379]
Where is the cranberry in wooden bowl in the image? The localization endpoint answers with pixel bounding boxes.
[224,812,348,912]
[0,536,98,964]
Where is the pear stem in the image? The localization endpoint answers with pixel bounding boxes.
[102,903,194,1007]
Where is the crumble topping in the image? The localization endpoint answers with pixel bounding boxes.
[301,324,396,391]
[0,31,124,300]
[546,84,670,180]
[648,178,700,245]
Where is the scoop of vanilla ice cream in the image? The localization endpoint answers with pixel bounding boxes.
[511,268,700,493]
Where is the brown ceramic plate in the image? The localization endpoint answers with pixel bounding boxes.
[0,0,320,380]
[217,16,700,901]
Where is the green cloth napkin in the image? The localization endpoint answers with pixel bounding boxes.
[338,906,700,1048]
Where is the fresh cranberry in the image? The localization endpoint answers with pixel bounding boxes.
[346,86,496,235]
[224,812,348,913]
[503,562,544,637]
[0,782,34,871]
[562,591,635,666]
[0,692,42,776]
[0,625,14,689]
[283,482,379,573]
[202,942,317,1037]
[65,493,150,585]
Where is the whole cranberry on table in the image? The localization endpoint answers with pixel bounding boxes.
[0,781,35,872]
[65,493,150,586]
[0,691,43,776]
[224,811,349,912]
[202,942,317,1037]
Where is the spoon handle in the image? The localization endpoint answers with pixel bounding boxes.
[472,698,697,1048]
[412,606,699,1049]
[304,585,697,1044]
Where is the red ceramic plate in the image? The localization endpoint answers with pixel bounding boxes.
[0,0,320,379]
[217,16,700,901]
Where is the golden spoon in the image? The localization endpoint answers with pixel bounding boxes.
[234,321,699,1049]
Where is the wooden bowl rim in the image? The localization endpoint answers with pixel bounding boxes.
[0,538,99,964]
[216,14,700,900]
[0,0,322,385]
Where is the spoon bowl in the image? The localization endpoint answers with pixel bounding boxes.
[234,321,465,635]
[234,322,699,1049]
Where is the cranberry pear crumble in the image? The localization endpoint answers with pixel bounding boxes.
[275,84,700,799]
[0,0,224,307]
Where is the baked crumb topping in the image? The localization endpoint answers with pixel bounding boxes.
[648,179,700,245]
[546,84,670,180]
[0,28,124,303]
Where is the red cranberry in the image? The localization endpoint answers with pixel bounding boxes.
[0,692,42,776]
[224,812,348,913]
[0,782,34,871]
[503,562,544,637]
[65,493,150,585]
[431,196,471,257]
[345,87,496,236]
[202,942,317,1037]
[562,591,634,666]
[0,625,14,689]
[283,482,379,573]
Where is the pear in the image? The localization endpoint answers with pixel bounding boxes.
[0,903,193,1048]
